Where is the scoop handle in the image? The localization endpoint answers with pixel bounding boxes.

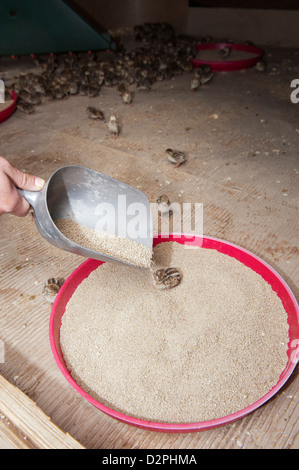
[17,188,40,209]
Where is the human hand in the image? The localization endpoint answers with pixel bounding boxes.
[0,156,45,217]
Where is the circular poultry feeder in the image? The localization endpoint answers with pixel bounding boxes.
[49,234,299,433]
[191,42,264,71]
[0,91,17,124]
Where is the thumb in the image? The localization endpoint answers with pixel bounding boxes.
[6,166,45,191]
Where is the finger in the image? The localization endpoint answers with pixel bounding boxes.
[0,160,31,216]
[0,157,45,191]
[0,177,31,217]
[6,192,31,217]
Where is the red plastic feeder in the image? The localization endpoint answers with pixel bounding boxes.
[49,234,299,433]
[0,91,17,124]
[191,42,264,71]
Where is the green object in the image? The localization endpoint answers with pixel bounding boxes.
[0,0,114,56]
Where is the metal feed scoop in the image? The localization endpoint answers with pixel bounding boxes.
[18,165,153,266]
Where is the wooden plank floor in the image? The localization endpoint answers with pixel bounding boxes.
[0,46,298,449]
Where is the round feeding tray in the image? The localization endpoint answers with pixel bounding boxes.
[0,91,17,124]
[191,42,264,71]
[49,234,299,433]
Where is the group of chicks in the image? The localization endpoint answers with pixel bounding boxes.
[11,51,135,116]
[7,24,267,129]
[6,21,267,126]
[6,22,200,117]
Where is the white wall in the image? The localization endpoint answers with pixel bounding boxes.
[187,7,299,47]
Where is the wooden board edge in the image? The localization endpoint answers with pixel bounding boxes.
[0,375,85,449]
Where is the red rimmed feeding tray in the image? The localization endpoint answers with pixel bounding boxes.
[191,42,264,71]
[49,234,299,433]
[0,91,17,123]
